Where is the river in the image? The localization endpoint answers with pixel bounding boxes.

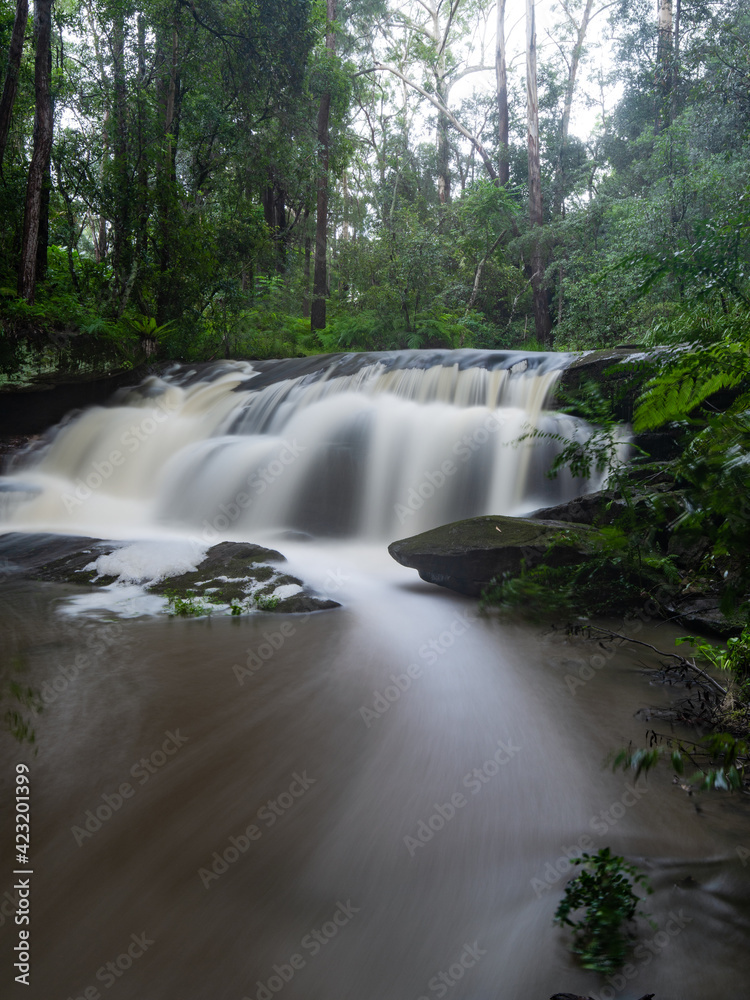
[1,352,749,999]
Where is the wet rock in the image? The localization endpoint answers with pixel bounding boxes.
[388,514,601,597]
[556,347,656,420]
[0,533,340,614]
[662,593,741,638]
[527,490,624,526]
[0,533,121,585]
[143,543,340,613]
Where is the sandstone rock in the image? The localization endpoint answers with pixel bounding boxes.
[388,514,601,597]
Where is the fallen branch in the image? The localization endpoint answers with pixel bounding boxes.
[583,625,728,698]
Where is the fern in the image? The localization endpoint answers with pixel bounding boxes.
[634,347,748,431]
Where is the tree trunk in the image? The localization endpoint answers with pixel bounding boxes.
[156,24,180,323]
[135,13,149,263]
[302,206,311,318]
[551,0,594,217]
[495,0,509,185]
[671,0,681,122]
[434,4,451,204]
[436,89,451,203]
[262,168,287,273]
[18,0,53,303]
[311,0,336,332]
[86,3,109,262]
[526,0,552,347]
[341,170,349,242]
[373,64,497,182]
[0,0,29,172]
[656,0,673,132]
[111,14,130,303]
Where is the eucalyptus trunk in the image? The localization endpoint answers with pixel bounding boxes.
[495,0,509,186]
[656,0,673,132]
[526,0,552,346]
[551,0,594,217]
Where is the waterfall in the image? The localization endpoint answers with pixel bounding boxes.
[0,350,599,542]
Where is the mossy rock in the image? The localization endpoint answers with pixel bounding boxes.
[388,514,602,597]
[0,533,341,615]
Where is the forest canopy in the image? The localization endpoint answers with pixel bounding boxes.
[0,0,749,370]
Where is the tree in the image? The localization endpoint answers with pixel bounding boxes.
[495,0,509,184]
[18,0,52,302]
[655,0,673,131]
[0,0,28,171]
[311,0,336,332]
[526,0,551,345]
[550,0,596,217]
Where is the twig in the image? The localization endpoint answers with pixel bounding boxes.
[584,625,728,698]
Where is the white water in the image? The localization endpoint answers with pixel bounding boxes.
[0,352,600,546]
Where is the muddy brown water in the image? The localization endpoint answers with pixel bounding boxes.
[1,545,750,1000]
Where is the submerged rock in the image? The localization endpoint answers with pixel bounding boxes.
[388,514,600,597]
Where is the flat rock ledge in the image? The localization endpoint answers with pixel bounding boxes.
[0,533,340,614]
[388,514,599,598]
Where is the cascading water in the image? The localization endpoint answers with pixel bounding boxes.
[2,350,749,1000]
[0,350,600,542]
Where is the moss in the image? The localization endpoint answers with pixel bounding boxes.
[391,514,596,559]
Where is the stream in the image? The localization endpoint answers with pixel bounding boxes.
[1,351,749,999]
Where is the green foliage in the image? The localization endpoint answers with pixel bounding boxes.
[253,591,280,611]
[614,733,750,792]
[481,523,678,620]
[1,656,42,749]
[540,381,627,481]
[1,0,749,372]
[634,307,750,433]
[487,380,683,620]
[164,591,212,617]
[554,848,652,974]
[678,629,750,700]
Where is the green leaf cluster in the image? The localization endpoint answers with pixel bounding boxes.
[553,848,652,974]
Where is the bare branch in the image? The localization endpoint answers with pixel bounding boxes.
[369,62,497,181]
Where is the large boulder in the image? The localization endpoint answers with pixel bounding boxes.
[388,514,600,597]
